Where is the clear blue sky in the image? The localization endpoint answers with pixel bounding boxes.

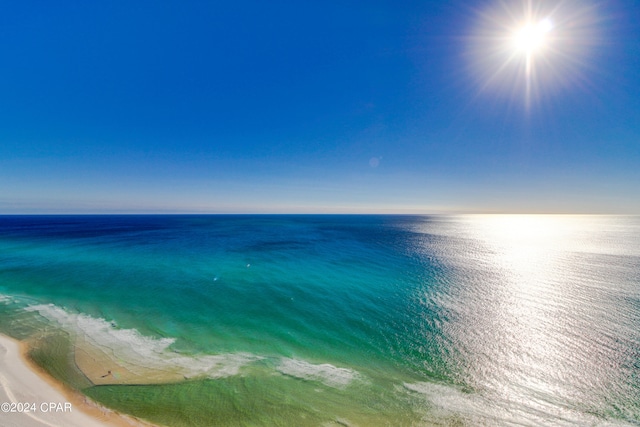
[1,0,638,213]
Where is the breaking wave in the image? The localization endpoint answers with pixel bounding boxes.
[26,303,260,380]
[277,357,358,388]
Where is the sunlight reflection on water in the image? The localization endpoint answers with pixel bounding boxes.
[411,215,640,425]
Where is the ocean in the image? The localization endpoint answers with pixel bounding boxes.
[0,214,638,426]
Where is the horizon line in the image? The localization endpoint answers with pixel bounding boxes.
[1,211,638,216]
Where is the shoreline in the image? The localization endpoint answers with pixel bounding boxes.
[0,333,156,427]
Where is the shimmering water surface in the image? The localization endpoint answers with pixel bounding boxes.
[0,215,638,426]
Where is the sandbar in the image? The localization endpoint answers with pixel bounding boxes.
[0,333,154,427]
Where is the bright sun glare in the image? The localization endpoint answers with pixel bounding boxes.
[469,0,600,109]
[513,18,553,53]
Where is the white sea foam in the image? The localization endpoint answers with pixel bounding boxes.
[0,293,16,304]
[403,382,638,427]
[25,304,260,380]
[277,358,357,388]
[22,303,363,389]
[403,381,493,422]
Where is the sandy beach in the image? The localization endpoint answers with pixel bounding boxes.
[0,333,152,427]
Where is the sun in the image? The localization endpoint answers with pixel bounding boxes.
[466,0,601,110]
[512,18,553,53]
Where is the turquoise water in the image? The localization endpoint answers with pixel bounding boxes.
[0,215,639,426]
